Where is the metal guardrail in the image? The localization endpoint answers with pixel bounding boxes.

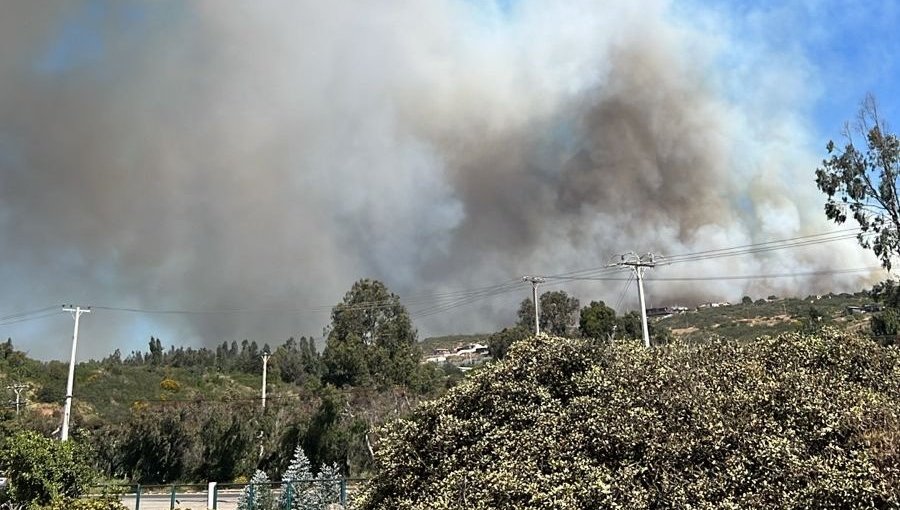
[89,478,366,510]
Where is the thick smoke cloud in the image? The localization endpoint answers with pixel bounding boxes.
[0,1,879,358]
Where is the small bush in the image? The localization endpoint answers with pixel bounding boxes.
[159,378,181,392]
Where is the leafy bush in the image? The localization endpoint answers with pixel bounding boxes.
[40,496,127,510]
[358,330,900,509]
[159,378,181,392]
[0,431,96,507]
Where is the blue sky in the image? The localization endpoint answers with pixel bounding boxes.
[703,0,900,139]
[482,0,900,136]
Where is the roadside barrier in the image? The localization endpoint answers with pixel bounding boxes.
[89,478,365,510]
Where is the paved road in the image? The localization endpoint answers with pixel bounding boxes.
[119,489,241,510]
[115,486,351,509]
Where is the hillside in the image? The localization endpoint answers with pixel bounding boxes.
[655,292,874,342]
[0,337,451,482]
[2,292,877,425]
[419,333,490,353]
[0,288,888,486]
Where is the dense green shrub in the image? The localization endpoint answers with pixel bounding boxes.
[41,496,127,510]
[358,330,900,509]
[0,431,96,507]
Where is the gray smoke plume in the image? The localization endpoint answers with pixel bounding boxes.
[0,1,879,359]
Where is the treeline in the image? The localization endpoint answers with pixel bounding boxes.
[488,283,900,358]
[487,290,672,359]
[0,279,457,484]
[86,386,405,484]
[100,335,323,385]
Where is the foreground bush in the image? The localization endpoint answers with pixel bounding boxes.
[357,330,900,509]
[0,431,96,508]
[40,496,127,510]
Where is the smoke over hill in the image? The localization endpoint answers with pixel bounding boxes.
[0,1,878,358]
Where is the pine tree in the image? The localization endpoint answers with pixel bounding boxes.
[313,462,342,508]
[280,444,316,510]
[237,470,274,510]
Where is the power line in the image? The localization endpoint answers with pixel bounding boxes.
[663,233,865,265]
[539,228,865,280]
[664,228,862,261]
[330,280,525,314]
[0,229,880,327]
[648,267,882,281]
[91,305,325,316]
[0,309,66,327]
[209,230,873,318]
[544,266,881,282]
[409,282,525,319]
[8,393,312,410]
[89,280,528,318]
[614,273,635,313]
[124,392,317,407]
[0,306,63,323]
[0,311,63,327]
[0,305,59,321]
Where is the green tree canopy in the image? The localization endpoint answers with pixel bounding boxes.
[871,308,900,344]
[359,330,900,509]
[116,402,256,483]
[486,326,530,360]
[322,279,420,388]
[517,290,580,336]
[871,279,900,308]
[615,311,671,344]
[816,95,900,270]
[276,336,322,386]
[579,300,617,339]
[866,280,900,344]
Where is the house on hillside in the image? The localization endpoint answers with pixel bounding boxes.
[845,304,884,315]
[425,343,490,367]
[646,306,690,317]
[698,301,731,310]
